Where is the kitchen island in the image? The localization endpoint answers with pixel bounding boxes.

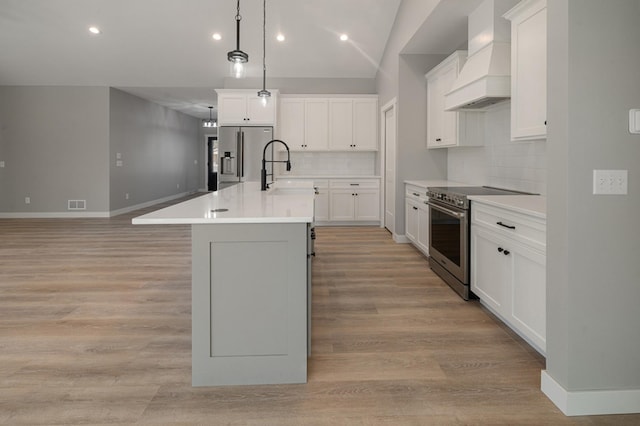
[132,181,315,386]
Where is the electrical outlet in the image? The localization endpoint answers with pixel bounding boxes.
[0,161,5,168]
[125,193,129,200]
[593,170,628,195]
[25,197,30,204]
[177,183,180,189]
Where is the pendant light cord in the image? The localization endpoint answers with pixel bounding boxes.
[262,0,266,86]
[235,0,242,50]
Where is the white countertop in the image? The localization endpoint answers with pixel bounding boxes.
[468,195,547,219]
[404,179,467,189]
[132,181,315,225]
[277,175,381,180]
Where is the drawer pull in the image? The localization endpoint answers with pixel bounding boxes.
[412,192,420,196]
[350,183,360,186]
[412,206,418,210]
[497,221,516,230]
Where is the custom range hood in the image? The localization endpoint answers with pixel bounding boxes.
[444,0,518,111]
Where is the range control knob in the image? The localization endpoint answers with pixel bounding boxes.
[457,200,465,207]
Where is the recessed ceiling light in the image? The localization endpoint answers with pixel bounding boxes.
[339,34,349,42]
[89,26,101,35]
[212,33,222,41]
[276,34,285,42]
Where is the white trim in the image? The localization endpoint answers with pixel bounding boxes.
[0,192,197,219]
[394,233,410,244]
[0,211,110,218]
[109,191,195,217]
[541,370,640,416]
[380,97,398,234]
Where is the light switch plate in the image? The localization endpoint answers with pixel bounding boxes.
[630,109,640,134]
[593,170,628,195]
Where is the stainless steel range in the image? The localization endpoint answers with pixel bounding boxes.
[426,186,530,300]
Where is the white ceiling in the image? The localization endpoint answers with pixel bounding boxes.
[0,0,402,119]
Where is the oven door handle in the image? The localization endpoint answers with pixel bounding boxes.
[428,201,466,219]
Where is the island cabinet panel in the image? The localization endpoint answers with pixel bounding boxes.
[191,222,308,386]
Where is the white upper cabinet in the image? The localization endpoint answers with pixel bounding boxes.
[279,98,306,149]
[216,89,278,126]
[279,95,378,152]
[425,51,484,149]
[352,98,378,150]
[504,0,547,140]
[304,99,330,151]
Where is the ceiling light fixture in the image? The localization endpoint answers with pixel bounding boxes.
[257,0,271,106]
[227,0,248,78]
[340,34,349,41]
[202,106,217,128]
[89,26,101,35]
[212,33,222,41]
[276,34,285,42]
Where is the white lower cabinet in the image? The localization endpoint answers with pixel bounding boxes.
[404,184,429,255]
[329,180,380,222]
[471,201,546,354]
[313,180,329,222]
[277,178,380,224]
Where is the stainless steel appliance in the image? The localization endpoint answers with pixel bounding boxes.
[426,186,530,300]
[218,126,274,189]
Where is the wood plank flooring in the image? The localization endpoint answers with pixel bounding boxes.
[1,197,639,425]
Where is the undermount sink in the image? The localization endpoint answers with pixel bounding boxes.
[266,180,315,195]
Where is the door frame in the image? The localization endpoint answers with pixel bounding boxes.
[380,97,397,235]
[204,133,217,191]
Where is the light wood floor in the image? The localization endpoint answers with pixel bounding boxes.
[1,197,639,425]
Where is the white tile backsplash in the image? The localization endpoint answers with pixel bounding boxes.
[447,101,547,195]
[276,151,377,176]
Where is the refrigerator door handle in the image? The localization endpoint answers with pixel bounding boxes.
[236,130,241,178]
[240,131,245,178]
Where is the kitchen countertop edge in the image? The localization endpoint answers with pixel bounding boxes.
[132,182,315,225]
[468,195,547,219]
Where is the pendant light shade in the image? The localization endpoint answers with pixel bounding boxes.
[227,0,248,78]
[257,0,271,105]
[202,106,217,128]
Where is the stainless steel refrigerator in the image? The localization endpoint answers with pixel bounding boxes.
[217,126,274,189]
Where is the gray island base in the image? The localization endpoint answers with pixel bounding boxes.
[192,222,308,386]
[132,181,314,386]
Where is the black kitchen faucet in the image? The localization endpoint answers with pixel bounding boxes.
[261,139,292,191]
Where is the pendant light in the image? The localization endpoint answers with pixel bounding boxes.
[227,0,248,79]
[202,106,217,128]
[257,0,271,106]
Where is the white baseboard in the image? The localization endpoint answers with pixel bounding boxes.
[109,191,195,217]
[0,211,110,218]
[0,192,197,219]
[394,233,410,243]
[541,370,640,416]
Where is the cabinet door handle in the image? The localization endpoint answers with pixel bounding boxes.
[412,192,420,196]
[497,221,516,230]
[503,250,510,256]
[412,206,418,210]
[498,247,503,253]
[435,138,442,142]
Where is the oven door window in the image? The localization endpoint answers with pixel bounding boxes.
[430,208,462,267]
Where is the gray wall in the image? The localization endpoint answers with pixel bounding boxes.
[0,86,110,214]
[109,88,200,211]
[546,0,640,392]
[375,0,447,236]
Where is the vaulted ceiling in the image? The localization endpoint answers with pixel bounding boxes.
[0,0,402,118]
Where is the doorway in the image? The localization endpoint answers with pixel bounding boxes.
[381,99,397,235]
[206,135,218,191]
